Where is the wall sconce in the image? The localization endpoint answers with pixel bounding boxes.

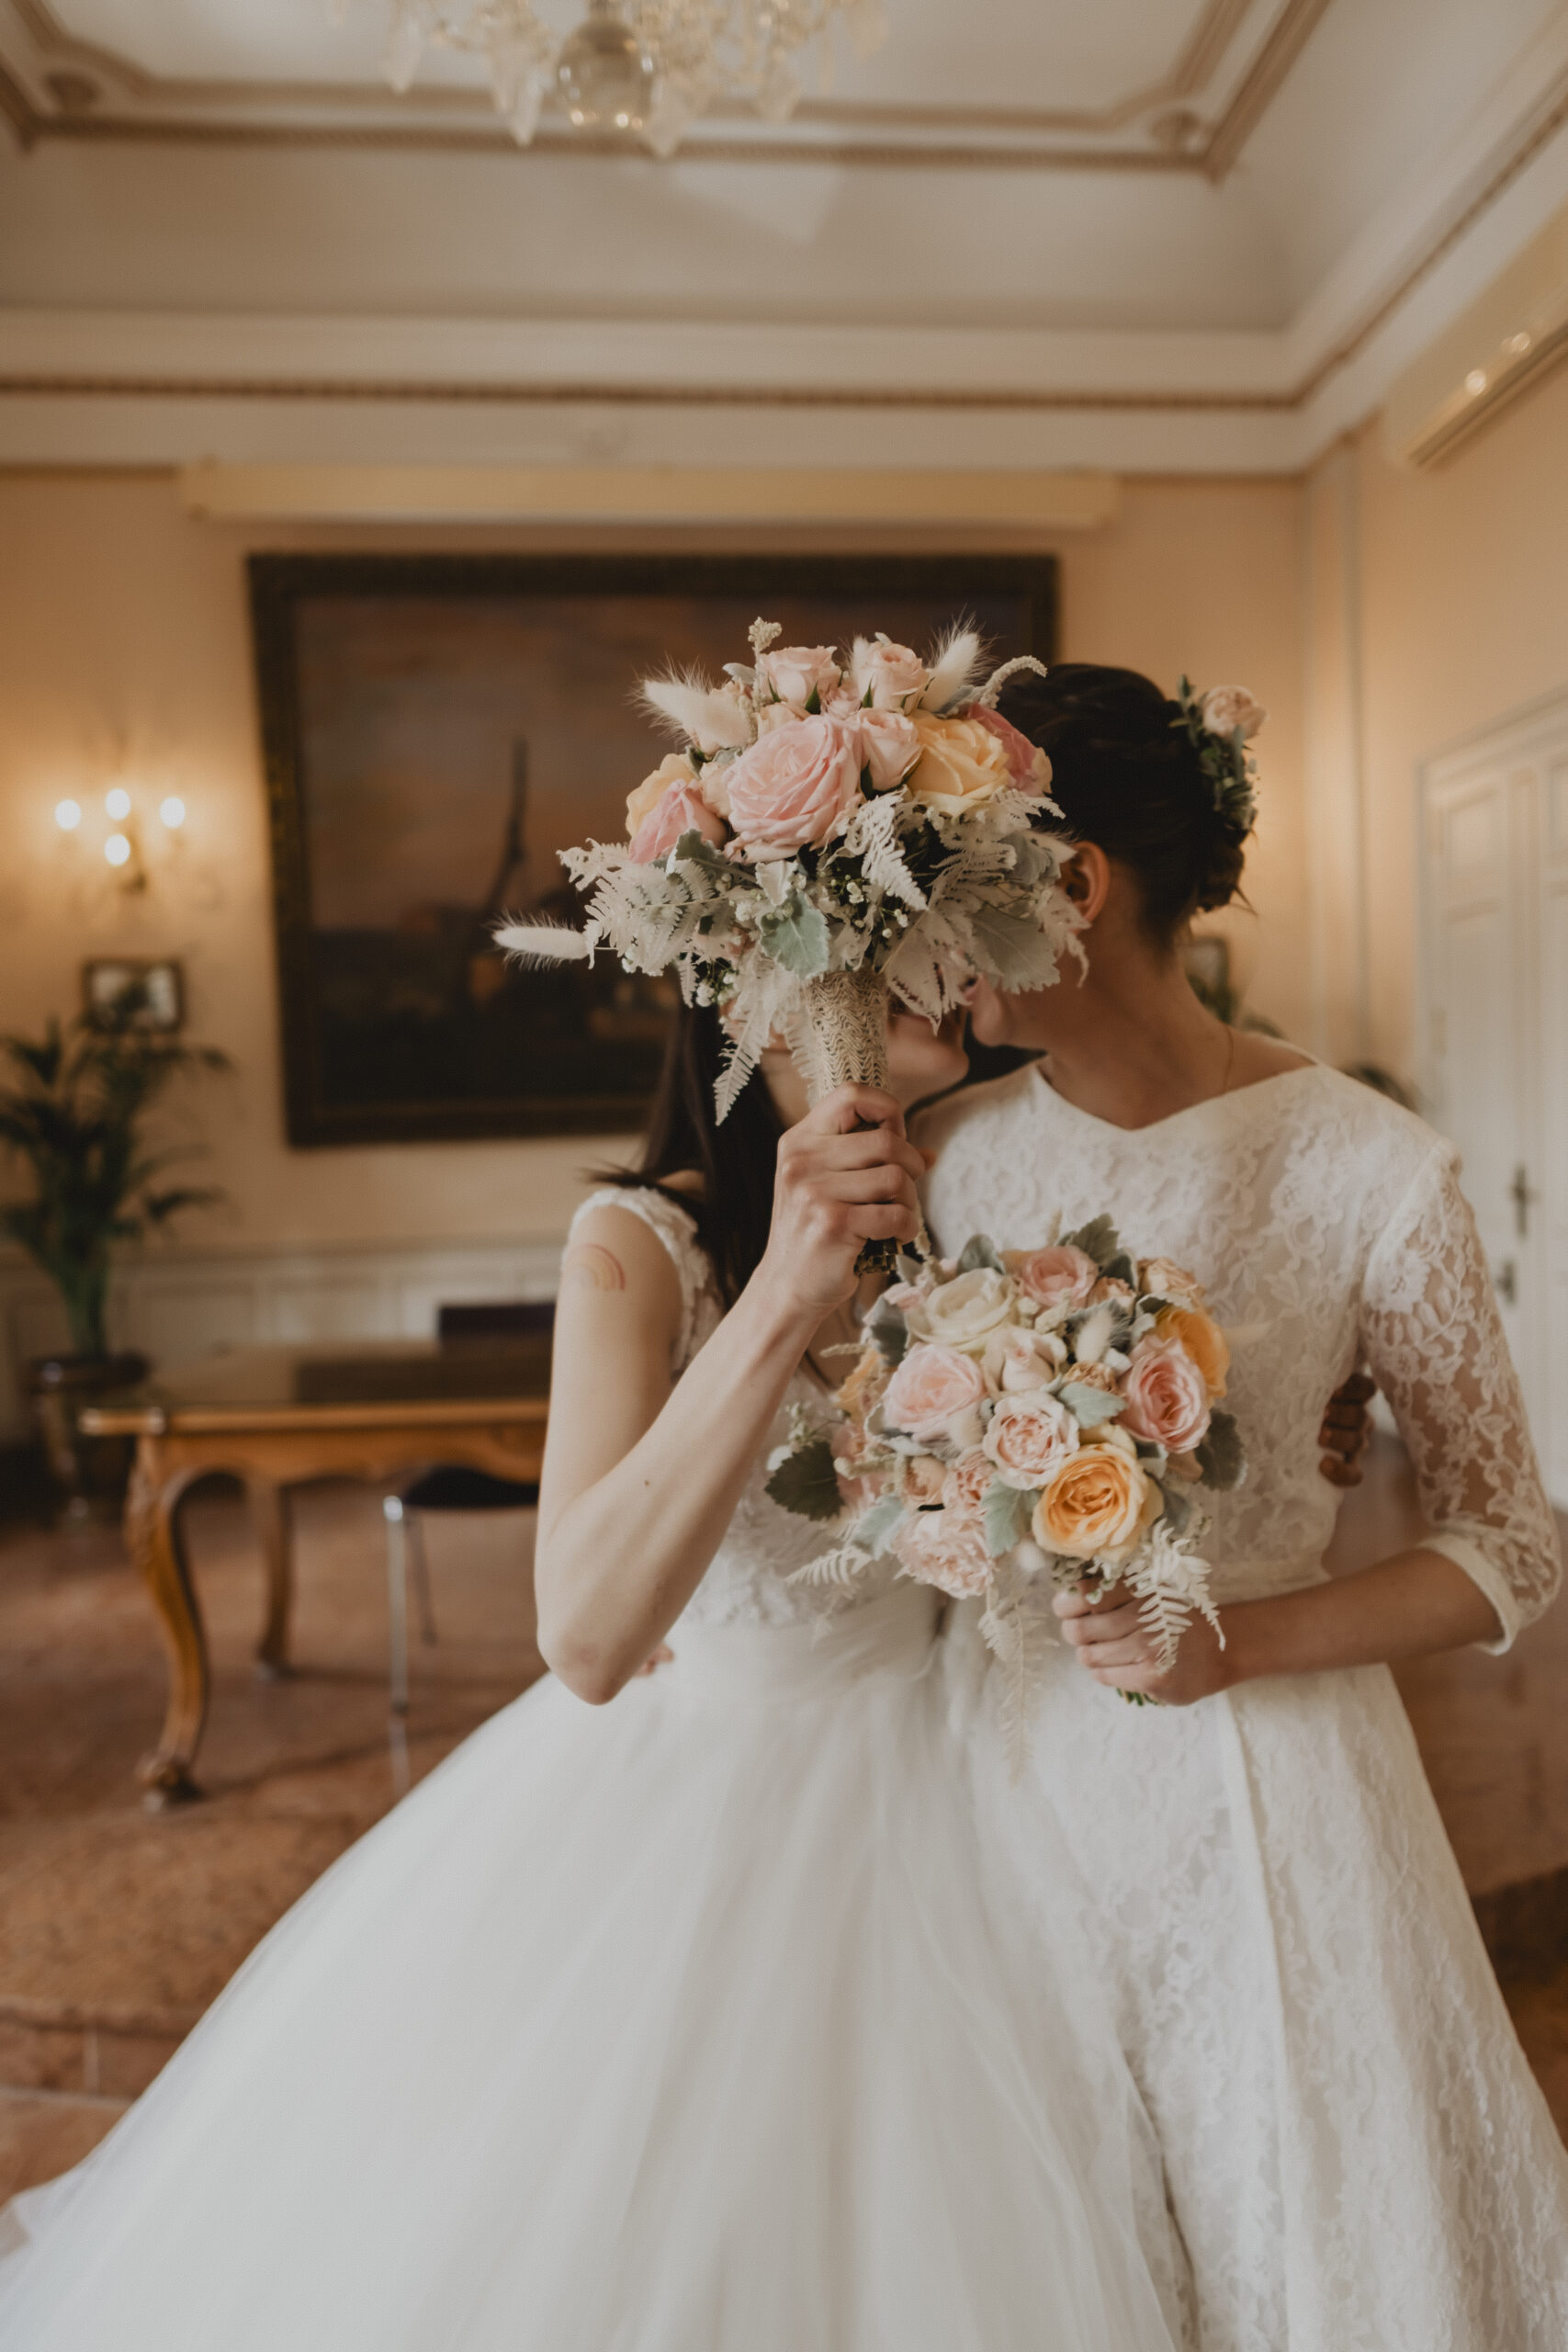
[53,783,188,893]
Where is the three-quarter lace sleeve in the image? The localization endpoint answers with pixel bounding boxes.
[1360,1142,1562,1650]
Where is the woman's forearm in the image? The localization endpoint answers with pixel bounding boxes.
[536,1270,820,1702]
[1219,1549,1503,1689]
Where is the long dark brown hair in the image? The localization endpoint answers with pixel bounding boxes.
[600,1001,783,1309]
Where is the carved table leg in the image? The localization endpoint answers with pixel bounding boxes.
[128,1439,209,1809]
[249,1477,295,1679]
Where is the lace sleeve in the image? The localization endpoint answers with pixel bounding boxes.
[567,1186,714,1373]
[1360,1142,1562,1651]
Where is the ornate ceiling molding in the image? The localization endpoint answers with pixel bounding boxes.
[0,0,1334,177]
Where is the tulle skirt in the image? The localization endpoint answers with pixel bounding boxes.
[0,1583,1180,2351]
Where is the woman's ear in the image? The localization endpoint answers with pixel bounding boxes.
[1060,842,1111,924]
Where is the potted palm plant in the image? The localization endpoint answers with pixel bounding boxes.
[0,988,230,1520]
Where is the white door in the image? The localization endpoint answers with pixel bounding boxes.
[1421,689,1568,1506]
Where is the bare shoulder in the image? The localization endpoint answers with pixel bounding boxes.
[1228,1030,1314,1086]
[562,1197,684,1327]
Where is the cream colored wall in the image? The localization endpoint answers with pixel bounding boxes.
[0,471,1309,1259]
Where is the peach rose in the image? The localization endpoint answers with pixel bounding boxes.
[1119,1336,1211,1454]
[852,637,929,712]
[908,1266,1016,1351]
[1200,684,1267,742]
[963,702,1052,792]
[1153,1304,1229,1400]
[882,1343,987,1442]
[905,714,1012,815]
[1033,1443,1152,1562]
[983,1390,1080,1491]
[628,779,727,865]
[760,644,840,709]
[854,709,921,793]
[626,751,698,839]
[942,1451,993,1516]
[726,714,863,853]
[1137,1257,1204,1306]
[1013,1245,1100,1318]
[896,1506,993,1599]
[834,1345,888,1425]
[903,1454,948,1506]
[1089,1276,1134,1308]
[697,759,733,820]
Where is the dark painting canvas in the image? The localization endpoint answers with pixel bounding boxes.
[251,553,1057,1145]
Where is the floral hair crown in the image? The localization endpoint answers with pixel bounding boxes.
[1172,678,1265,840]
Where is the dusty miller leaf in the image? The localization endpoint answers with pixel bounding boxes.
[965,901,1066,990]
[851,1493,908,1556]
[865,1305,909,1367]
[757,898,831,978]
[1058,1382,1125,1429]
[984,1479,1036,1558]
[764,1436,843,1521]
[956,1233,1005,1274]
[1061,1213,1122,1269]
[1195,1408,1246,1491]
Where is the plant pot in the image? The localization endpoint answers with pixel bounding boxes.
[27,1351,150,1525]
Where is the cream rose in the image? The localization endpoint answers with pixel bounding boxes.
[626,751,698,839]
[1012,1245,1100,1318]
[852,637,929,712]
[963,702,1052,792]
[1137,1257,1204,1306]
[628,779,727,865]
[882,1343,987,1443]
[907,1267,1016,1351]
[1033,1443,1152,1562]
[855,709,921,793]
[896,1506,992,1599]
[988,1329,1063,1392]
[905,714,1012,815]
[1200,684,1267,742]
[1153,1304,1229,1399]
[983,1390,1080,1491]
[726,715,863,853]
[760,644,840,709]
[1119,1336,1212,1454]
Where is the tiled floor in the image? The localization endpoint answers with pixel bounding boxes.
[0,1444,1564,2206]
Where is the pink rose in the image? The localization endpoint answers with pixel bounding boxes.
[896,1506,992,1600]
[1013,1245,1100,1318]
[761,644,840,709]
[726,715,863,853]
[1119,1336,1212,1454]
[852,637,929,712]
[983,1390,1080,1490]
[1200,685,1266,742]
[626,750,698,838]
[854,708,921,793]
[882,1343,987,1442]
[964,703,1052,792]
[942,1450,993,1516]
[628,780,727,864]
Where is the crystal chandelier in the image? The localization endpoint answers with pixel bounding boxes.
[371,0,891,157]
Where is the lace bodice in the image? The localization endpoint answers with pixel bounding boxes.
[568,1189,897,1632]
[917,1064,1562,1647]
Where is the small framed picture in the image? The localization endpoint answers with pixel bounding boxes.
[82,957,186,1033]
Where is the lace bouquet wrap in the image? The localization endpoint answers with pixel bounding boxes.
[496,621,1080,1260]
[767,1222,1245,1754]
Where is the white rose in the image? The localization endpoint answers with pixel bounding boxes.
[760,645,841,709]
[1200,684,1267,742]
[906,1266,1017,1352]
[851,637,930,713]
[854,708,921,793]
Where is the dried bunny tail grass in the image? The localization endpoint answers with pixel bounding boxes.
[493,917,597,965]
[639,671,753,751]
[919,623,986,713]
[974,654,1050,710]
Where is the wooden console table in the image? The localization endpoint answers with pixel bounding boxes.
[80,1339,550,1809]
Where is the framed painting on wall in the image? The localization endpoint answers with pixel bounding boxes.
[250,551,1058,1147]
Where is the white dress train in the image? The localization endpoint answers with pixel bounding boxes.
[0,1188,1182,2352]
[919,1063,1568,2352]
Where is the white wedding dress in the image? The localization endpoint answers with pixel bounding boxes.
[0,1187,1184,2352]
[919,1062,1568,2352]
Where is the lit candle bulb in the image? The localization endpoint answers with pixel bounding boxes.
[54,799,82,831]
[159,796,186,829]
[105,833,132,867]
[105,786,131,820]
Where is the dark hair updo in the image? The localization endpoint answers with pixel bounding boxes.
[997,662,1249,942]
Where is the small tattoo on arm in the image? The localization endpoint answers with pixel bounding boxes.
[562,1242,626,1294]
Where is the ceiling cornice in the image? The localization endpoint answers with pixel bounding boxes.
[0,0,1334,178]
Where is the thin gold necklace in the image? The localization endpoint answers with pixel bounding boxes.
[1218,1022,1237,1097]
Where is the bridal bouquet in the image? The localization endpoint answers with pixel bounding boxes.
[767,1220,1245,1747]
[496,620,1080,1149]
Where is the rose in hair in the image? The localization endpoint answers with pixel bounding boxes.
[895,1504,992,1598]
[851,638,930,712]
[855,709,922,793]
[905,715,1012,815]
[964,702,1053,792]
[726,715,863,853]
[1011,1244,1100,1320]
[1119,1335,1212,1454]
[760,645,841,709]
[629,778,727,864]
[626,751,699,840]
[1200,685,1267,741]
[882,1343,987,1442]
[984,1390,1080,1490]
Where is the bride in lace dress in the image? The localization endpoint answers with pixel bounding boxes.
[919,663,1568,2352]
[0,1001,1187,2350]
